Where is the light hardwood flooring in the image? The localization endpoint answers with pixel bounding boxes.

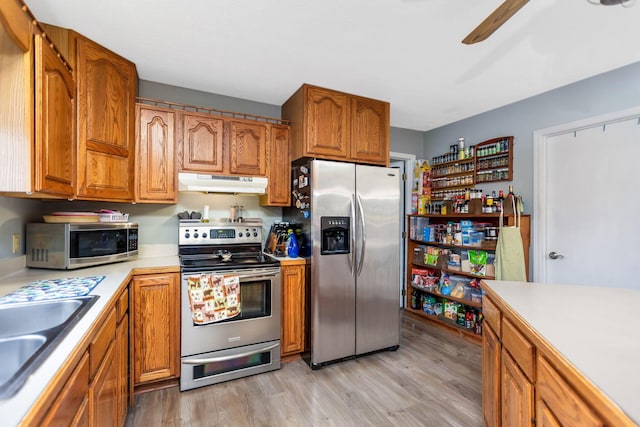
[125,313,483,426]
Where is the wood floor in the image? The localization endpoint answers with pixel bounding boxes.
[125,313,483,426]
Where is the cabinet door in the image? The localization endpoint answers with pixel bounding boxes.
[89,342,118,427]
[132,273,180,385]
[281,264,305,355]
[40,352,89,426]
[260,124,290,206]
[483,324,501,427]
[536,356,604,427]
[75,35,136,201]
[136,105,176,202]
[501,350,534,427]
[350,96,389,165]
[304,86,349,159]
[34,33,75,196]
[228,120,267,176]
[180,113,224,173]
[0,1,34,193]
[116,313,129,426]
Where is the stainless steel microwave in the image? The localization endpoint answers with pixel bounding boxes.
[26,222,139,270]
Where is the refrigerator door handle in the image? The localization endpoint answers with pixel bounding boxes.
[349,195,356,275]
[356,194,366,277]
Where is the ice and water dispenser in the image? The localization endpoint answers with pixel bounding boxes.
[320,216,350,255]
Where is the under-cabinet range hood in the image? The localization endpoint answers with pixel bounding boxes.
[178,173,267,195]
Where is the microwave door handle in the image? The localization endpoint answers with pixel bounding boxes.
[356,194,366,277]
[182,342,280,364]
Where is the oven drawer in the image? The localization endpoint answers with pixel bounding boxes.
[180,340,281,391]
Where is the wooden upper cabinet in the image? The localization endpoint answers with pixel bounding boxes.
[0,4,76,198]
[180,112,224,173]
[350,95,389,164]
[34,33,75,197]
[282,84,389,166]
[74,35,136,201]
[303,85,349,159]
[228,120,267,176]
[42,23,137,201]
[260,124,290,207]
[0,0,33,194]
[135,104,176,203]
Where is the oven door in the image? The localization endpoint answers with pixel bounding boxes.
[181,267,281,357]
[180,340,280,391]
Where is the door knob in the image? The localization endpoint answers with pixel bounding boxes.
[548,251,564,260]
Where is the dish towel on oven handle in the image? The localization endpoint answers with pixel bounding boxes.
[495,195,527,282]
[186,274,241,325]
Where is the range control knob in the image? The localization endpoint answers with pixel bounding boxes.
[238,232,243,237]
[253,232,258,237]
[184,232,190,239]
[202,233,207,239]
[193,233,199,239]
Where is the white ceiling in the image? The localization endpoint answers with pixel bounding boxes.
[26,0,640,131]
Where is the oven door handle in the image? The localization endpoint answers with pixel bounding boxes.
[182,342,280,364]
[234,269,281,280]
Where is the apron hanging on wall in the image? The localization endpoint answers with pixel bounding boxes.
[495,195,527,281]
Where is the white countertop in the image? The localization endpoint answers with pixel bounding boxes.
[483,280,640,425]
[0,256,179,427]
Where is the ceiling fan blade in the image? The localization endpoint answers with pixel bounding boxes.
[462,0,529,44]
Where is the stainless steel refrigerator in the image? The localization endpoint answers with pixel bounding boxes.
[286,159,400,368]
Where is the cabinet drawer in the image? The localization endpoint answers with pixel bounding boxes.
[90,308,116,378]
[482,296,501,337]
[502,317,534,382]
[117,288,128,322]
[40,352,90,426]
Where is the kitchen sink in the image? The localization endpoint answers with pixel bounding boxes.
[0,296,99,399]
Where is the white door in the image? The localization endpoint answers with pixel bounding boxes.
[534,108,640,288]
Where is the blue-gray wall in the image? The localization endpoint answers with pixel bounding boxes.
[423,61,640,215]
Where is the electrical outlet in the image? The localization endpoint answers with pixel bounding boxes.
[12,234,20,254]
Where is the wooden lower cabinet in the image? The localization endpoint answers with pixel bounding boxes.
[280,262,305,357]
[40,352,90,426]
[482,323,501,427]
[482,292,631,427]
[116,310,129,424]
[501,350,534,427]
[131,273,180,387]
[536,356,603,427]
[35,287,129,427]
[89,342,118,426]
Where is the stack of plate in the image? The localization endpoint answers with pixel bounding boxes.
[43,212,100,223]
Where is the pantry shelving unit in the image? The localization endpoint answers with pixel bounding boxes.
[405,213,530,342]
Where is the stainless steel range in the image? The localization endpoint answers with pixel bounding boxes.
[178,219,281,392]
